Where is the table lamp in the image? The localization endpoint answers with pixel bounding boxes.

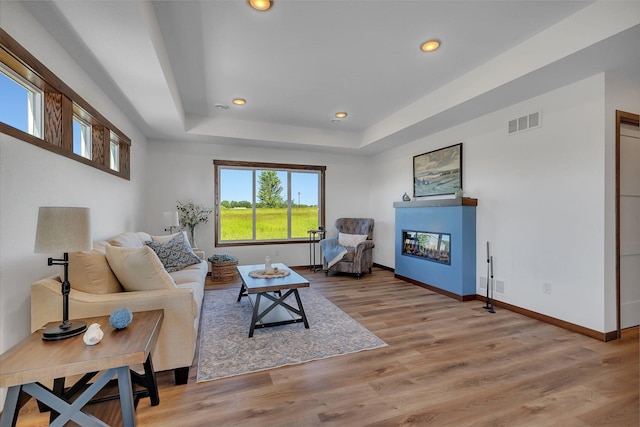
[163,211,180,234]
[34,206,92,340]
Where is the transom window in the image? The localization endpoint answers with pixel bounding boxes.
[109,131,120,172]
[1,30,131,180]
[0,64,42,138]
[73,114,92,160]
[214,160,326,246]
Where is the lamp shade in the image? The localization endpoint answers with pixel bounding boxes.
[34,207,92,253]
[163,211,180,227]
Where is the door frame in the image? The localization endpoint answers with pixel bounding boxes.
[615,110,640,339]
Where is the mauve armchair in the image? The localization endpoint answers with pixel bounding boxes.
[322,218,375,279]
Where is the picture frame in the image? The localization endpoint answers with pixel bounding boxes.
[413,143,463,197]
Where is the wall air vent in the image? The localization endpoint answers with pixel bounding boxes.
[508,111,542,134]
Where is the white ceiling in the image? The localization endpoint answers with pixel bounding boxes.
[22,1,640,155]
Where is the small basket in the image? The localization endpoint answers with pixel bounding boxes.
[208,254,239,282]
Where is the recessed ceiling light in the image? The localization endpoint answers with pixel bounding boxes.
[420,39,441,52]
[214,104,229,110]
[232,98,246,105]
[335,112,347,119]
[249,0,272,11]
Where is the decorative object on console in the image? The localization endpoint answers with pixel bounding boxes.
[265,256,273,273]
[34,206,92,341]
[413,143,463,197]
[109,307,133,329]
[163,211,180,234]
[83,323,104,345]
[455,188,464,199]
[403,192,411,201]
[176,200,212,249]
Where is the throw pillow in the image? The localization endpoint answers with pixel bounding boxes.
[150,231,189,244]
[105,245,176,292]
[68,249,123,294]
[338,232,368,248]
[146,232,201,273]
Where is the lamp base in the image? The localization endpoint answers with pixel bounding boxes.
[42,320,87,341]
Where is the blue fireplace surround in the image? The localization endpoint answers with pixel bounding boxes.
[394,198,477,301]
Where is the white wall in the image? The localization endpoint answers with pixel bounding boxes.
[369,75,610,332]
[0,1,149,403]
[144,140,370,266]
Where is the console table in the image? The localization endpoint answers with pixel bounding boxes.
[307,229,326,271]
[0,309,163,427]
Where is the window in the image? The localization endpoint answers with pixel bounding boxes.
[0,30,131,179]
[215,160,326,246]
[73,114,92,160]
[110,132,120,172]
[0,65,42,138]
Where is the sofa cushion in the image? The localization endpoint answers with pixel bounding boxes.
[105,245,176,292]
[338,232,368,248]
[108,232,146,248]
[68,250,123,294]
[146,232,201,273]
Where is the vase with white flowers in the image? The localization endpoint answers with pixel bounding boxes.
[176,200,212,249]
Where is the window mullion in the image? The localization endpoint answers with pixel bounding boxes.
[252,169,257,241]
[287,170,292,239]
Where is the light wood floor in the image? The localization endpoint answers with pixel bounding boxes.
[13,267,639,426]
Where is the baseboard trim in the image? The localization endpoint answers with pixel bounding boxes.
[373,263,394,272]
[392,273,617,341]
[394,274,475,302]
[473,295,618,342]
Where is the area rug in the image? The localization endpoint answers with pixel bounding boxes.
[196,287,387,382]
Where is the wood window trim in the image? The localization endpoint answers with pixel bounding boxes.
[0,28,131,180]
[214,159,327,247]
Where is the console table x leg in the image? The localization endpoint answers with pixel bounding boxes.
[0,366,136,427]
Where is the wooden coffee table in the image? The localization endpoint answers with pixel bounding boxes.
[236,263,310,337]
[0,309,163,427]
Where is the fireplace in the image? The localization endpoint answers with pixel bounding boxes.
[402,230,451,265]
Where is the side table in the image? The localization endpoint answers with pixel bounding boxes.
[0,309,163,427]
[307,229,326,272]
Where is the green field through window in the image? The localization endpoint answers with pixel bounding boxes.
[220,207,319,241]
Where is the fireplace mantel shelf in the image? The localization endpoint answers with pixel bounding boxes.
[393,197,477,208]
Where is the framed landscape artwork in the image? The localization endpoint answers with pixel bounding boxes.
[413,143,463,197]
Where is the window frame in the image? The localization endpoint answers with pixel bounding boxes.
[109,131,120,172]
[0,29,130,180]
[214,160,326,247]
[73,113,92,160]
[0,63,43,138]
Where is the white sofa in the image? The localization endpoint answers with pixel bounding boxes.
[31,231,207,384]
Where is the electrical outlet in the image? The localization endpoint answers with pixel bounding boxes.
[543,282,552,294]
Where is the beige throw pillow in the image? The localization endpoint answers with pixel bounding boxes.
[68,250,122,294]
[338,232,369,248]
[151,231,189,244]
[105,246,176,292]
